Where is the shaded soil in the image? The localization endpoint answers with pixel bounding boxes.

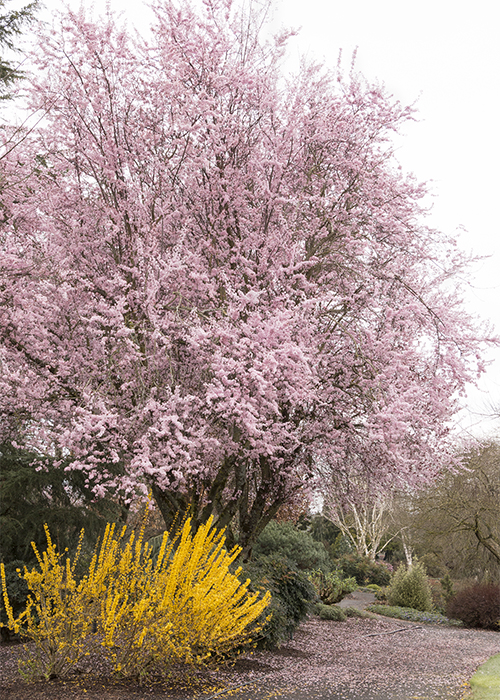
[1,617,498,700]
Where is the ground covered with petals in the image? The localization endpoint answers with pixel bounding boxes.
[1,616,498,699]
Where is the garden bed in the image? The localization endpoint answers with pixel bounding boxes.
[1,616,498,700]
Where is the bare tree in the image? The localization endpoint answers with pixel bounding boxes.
[404,442,500,578]
[323,480,403,561]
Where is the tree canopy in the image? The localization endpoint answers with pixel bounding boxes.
[0,0,490,552]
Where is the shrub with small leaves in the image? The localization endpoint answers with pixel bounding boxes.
[253,521,333,572]
[335,554,391,586]
[388,562,433,612]
[374,585,389,601]
[314,603,346,621]
[440,573,455,604]
[446,583,500,630]
[240,555,317,648]
[308,570,357,604]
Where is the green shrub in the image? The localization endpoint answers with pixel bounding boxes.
[375,586,389,601]
[253,521,332,572]
[240,555,317,648]
[297,514,341,550]
[388,562,433,612]
[334,554,391,586]
[0,442,124,567]
[308,570,357,604]
[440,573,455,604]
[446,584,500,630]
[314,603,346,621]
[0,441,125,634]
[342,606,376,619]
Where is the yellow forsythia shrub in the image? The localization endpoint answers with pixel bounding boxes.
[0,525,93,680]
[1,513,271,681]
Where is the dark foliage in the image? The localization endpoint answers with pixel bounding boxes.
[446,583,500,630]
[440,573,455,604]
[239,555,318,648]
[297,514,341,546]
[0,442,126,631]
[253,520,333,572]
[0,0,38,97]
[335,553,391,586]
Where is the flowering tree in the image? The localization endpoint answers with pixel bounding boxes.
[0,1,488,553]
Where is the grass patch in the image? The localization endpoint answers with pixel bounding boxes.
[469,653,500,700]
[367,604,463,626]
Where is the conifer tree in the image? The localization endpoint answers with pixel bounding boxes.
[0,440,127,632]
[0,0,38,99]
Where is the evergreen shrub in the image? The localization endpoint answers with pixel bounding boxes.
[308,569,357,604]
[388,562,433,612]
[314,603,346,621]
[440,573,455,604]
[374,586,389,601]
[0,441,124,633]
[253,521,332,571]
[241,555,317,648]
[297,514,341,548]
[446,583,500,630]
[335,554,392,586]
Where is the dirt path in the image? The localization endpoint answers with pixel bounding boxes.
[213,617,499,700]
[1,617,498,700]
[336,589,377,610]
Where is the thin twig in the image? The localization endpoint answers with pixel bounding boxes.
[363,626,423,638]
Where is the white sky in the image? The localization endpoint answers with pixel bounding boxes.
[13,0,500,437]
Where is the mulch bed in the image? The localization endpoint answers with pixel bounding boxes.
[1,617,498,700]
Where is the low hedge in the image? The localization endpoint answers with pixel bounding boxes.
[367,604,462,626]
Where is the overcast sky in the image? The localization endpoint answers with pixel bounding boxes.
[18,0,500,437]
